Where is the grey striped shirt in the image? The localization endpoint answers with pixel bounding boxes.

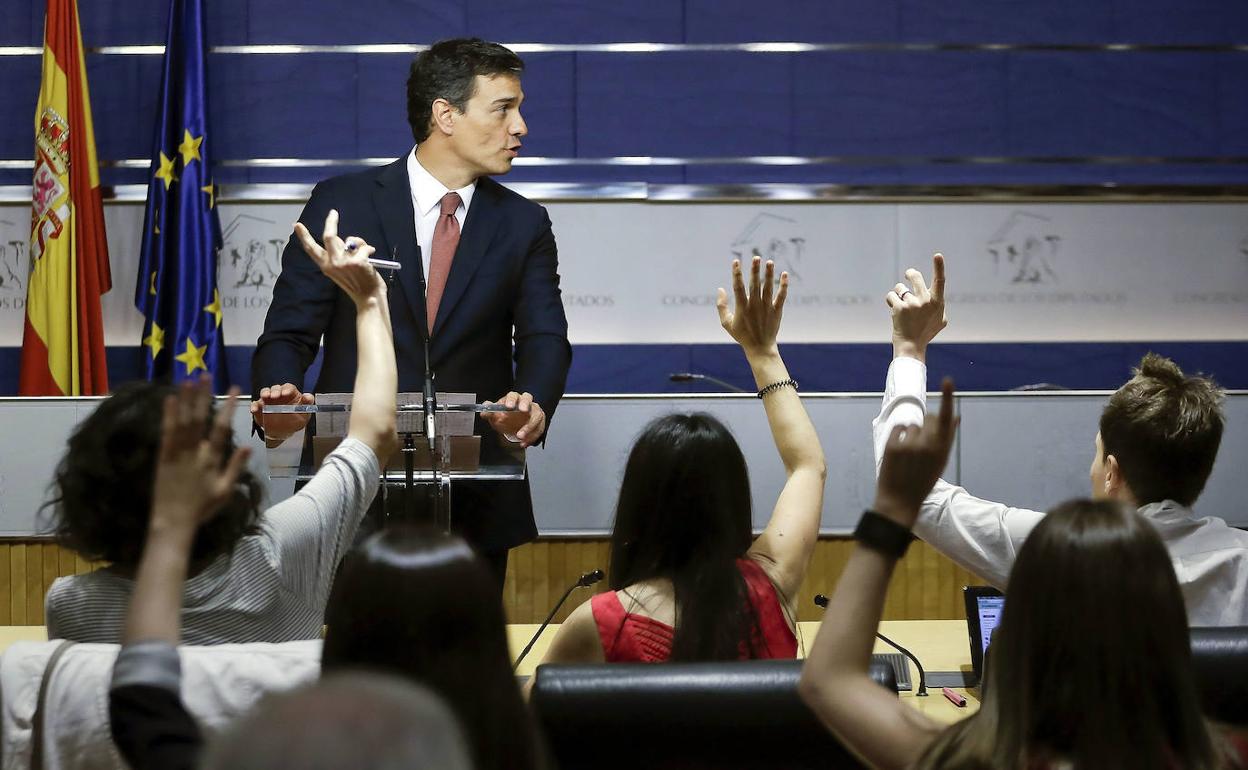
[45,438,380,645]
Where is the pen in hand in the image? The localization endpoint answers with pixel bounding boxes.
[344,237,401,271]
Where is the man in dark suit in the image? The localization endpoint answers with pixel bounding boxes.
[250,39,571,584]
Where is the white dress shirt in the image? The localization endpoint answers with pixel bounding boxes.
[406,146,476,281]
[872,355,1248,627]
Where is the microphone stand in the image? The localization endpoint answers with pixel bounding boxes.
[513,569,605,673]
[668,372,748,393]
[814,594,928,696]
[419,254,443,531]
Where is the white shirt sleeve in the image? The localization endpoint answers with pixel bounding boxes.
[870,356,1044,588]
[259,437,380,610]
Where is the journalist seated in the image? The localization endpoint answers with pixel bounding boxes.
[43,211,396,644]
[534,257,826,668]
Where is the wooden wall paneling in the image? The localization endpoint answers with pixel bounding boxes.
[0,545,10,625]
[11,545,27,625]
[42,544,60,618]
[25,543,43,625]
[0,538,981,627]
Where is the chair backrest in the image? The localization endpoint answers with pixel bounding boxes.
[1190,626,1248,726]
[530,659,896,770]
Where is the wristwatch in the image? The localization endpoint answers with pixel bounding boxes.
[853,510,914,559]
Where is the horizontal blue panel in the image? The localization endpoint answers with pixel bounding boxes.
[76,0,249,46]
[685,0,901,43]
[354,54,422,158]
[247,0,465,45]
[683,162,1248,186]
[1007,53,1221,157]
[466,0,682,43]
[792,52,1008,156]
[86,56,149,166]
[1110,0,1248,44]
[0,1,36,46]
[1220,54,1248,155]
[210,54,359,158]
[576,52,792,157]
[2,342,1246,395]
[0,57,40,160]
[899,0,1115,44]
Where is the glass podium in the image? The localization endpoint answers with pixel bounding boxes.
[263,393,525,532]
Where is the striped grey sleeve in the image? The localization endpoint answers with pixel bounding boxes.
[260,438,380,612]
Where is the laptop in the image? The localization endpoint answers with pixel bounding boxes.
[963,585,1005,688]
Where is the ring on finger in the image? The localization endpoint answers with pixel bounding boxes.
[899,290,913,299]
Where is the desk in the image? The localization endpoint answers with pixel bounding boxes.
[8,621,979,722]
[509,619,979,723]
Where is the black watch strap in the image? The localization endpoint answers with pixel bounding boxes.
[853,510,914,560]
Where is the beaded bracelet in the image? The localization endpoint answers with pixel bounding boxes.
[757,378,798,398]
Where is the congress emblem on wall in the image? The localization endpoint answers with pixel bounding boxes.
[0,220,26,296]
[221,213,283,293]
[986,211,1063,285]
[730,213,807,283]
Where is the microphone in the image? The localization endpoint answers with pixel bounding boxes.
[513,569,605,672]
[668,372,748,394]
[814,594,928,697]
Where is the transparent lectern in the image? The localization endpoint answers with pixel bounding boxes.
[263,392,525,532]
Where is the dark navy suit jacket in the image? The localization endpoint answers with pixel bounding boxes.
[252,157,571,551]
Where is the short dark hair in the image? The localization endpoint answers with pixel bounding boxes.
[609,413,765,661]
[43,381,263,567]
[406,38,524,143]
[1099,353,1224,507]
[201,672,473,770]
[323,528,544,770]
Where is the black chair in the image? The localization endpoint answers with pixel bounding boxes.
[530,659,896,770]
[1191,626,1248,726]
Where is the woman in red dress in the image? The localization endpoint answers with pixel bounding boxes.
[535,256,825,666]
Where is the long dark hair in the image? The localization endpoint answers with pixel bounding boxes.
[609,413,765,661]
[322,528,542,770]
[916,500,1225,770]
[44,381,263,568]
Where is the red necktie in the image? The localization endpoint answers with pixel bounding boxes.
[426,191,462,332]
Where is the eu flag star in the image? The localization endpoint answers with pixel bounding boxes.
[203,288,223,329]
[174,336,208,374]
[143,322,165,359]
[155,151,177,189]
[178,129,203,166]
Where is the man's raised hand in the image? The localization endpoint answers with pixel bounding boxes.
[885,253,947,361]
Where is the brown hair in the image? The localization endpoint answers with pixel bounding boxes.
[914,500,1227,770]
[1099,353,1224,506]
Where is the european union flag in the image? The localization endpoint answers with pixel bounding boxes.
[135,0,227,389]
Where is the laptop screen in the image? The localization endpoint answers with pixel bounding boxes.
[976,594,1005,657]
[963,585,1005,686]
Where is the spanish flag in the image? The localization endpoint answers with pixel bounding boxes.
[20,0,111,396]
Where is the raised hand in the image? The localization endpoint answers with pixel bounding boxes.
[152,378,251,534]
[717,255,789,357]
[886,253,947,360]
[292,208,386,308]
[874,378,958,529]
